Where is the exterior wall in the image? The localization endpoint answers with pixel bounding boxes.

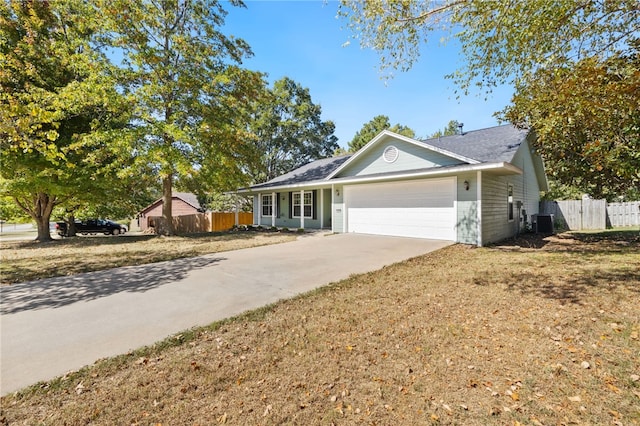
[481,174,517,244]
[322,188,332,228]
[481,141,543,244]
[511,137,542,223]
[455,171,479,244]
[336,137,462,178]
[256,190,324,229]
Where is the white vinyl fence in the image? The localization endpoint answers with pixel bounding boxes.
[540,200,640,230]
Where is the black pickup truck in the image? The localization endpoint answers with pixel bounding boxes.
[55,219,127,237]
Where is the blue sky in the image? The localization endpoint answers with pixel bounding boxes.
[223,0,514,148]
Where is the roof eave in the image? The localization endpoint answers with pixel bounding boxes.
[236,162,522,193]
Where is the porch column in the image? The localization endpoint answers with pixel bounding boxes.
[271,192,276,227]
[300,189,305,229]
[320,188,324,229]
[331,184,334,233]
[257,194,261,225]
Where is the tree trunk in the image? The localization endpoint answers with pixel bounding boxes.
[35,215,52,242]
[162,174,174,236]
[30,193,56,242]
[67,213,77,237]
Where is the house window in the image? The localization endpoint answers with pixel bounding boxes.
[261,194,273,217]
[293,191,313,218]
[507,184,514,221]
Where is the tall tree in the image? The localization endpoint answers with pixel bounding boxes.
[430,119,460,138]
[339,1,640,196]
[348,115,415,152]
[99,0,261,234]
[246,77,339,183]
[0,0,132,241]
[505,47,640,200]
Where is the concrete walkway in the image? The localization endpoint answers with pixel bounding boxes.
[0,233,451,395]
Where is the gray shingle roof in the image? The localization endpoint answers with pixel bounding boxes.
[250,155,352,190]
[246,125,528,190]
[421,124,528,163]
[174,192,202,210]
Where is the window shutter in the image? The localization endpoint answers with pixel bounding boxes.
[288,192,292,219]
[276,193,280,217]
[312,190,317,220]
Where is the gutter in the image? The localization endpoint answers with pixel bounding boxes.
[235,162,522,194]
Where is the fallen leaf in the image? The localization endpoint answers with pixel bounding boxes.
[607,383,621,393]
[510,392,519,401]
[568,395,581,402]
[263,404,272,417]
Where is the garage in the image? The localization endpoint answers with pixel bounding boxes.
[344,178,456,240]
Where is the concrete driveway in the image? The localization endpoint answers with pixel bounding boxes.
[0,233,451,395]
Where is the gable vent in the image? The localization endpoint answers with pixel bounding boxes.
[383,145,399,163]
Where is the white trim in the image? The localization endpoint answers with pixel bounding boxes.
[507,183,514,222]
[292,190,313,220]
[238,162,522,194]
[454,176,458,242]
[299,190,305,229]
[271,192,276,227]
[382,145,399,163]
[477,171,483,247]
[331,184,335,233]
[320,187,324,228]
[326,130,480,179]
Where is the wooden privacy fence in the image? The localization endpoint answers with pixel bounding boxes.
[151,212,253,234]
[540,200,640,230]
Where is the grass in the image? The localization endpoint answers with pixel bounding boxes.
[1,230,639,425]
[0,231,297,285]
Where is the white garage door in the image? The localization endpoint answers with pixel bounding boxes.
[345,178,456,240]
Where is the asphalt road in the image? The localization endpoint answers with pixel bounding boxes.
[0,233,451,395]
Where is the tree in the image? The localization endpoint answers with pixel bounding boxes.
[246,77,339,183]
[99,0,262,235]
[0,0,133,241]
[504,47,640,200]
[430,119,460,138]
[348,115,415,152]
[338,1,639,196]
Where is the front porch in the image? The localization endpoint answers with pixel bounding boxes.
[253,187,332,230]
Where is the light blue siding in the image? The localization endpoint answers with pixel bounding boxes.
[255,189,325,230]
[481,139,542,244]
[332,185,344,232]
[336,137,463,178]
[456,172,479,244]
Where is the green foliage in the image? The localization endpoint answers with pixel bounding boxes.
[0,0,134,241]
[348,115,415,152]
[98,0,264,234]
[193,192,252,212]
[430,119,460,138]
[246,77,339,183]
[339,0,640,198]
[0,194,30,223]
[504,46,640,201]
